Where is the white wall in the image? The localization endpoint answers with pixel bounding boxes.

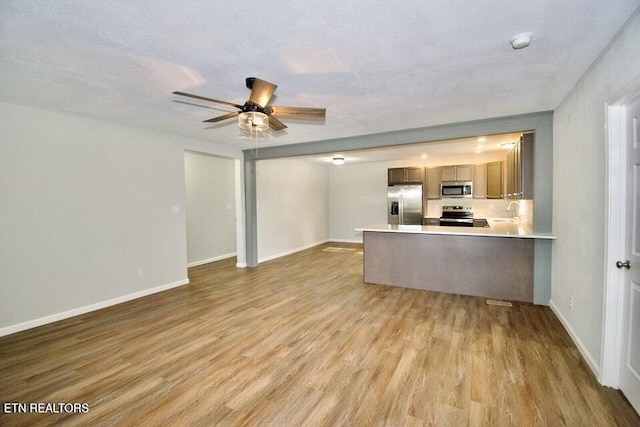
[329,160,401,242]
[552,10,640,374]
[0,101,242,334]
[256,158,329,262]
[184,151,236,266]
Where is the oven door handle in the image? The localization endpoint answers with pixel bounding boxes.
[440,218,474,222]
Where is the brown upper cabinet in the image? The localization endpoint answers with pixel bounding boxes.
[486,161,503,199]
[473,164,487,198]
[472,162,503,199]
[388,167,424,185]
[426,167,442,199]
[441,164,473,182]
[506,133,534,199]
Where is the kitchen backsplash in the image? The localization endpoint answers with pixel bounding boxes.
[427,199,533,225]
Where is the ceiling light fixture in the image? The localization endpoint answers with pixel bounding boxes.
[332,157,345,165]
[238,111,269,132]
[510,32,533,50]
[501,142,517,150]
[477,136,487,143]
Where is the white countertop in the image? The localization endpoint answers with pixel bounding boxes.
[356,219,556,240]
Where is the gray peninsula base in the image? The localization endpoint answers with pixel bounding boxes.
[363,231,534,303]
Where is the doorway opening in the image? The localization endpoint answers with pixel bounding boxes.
[184,150,238,267]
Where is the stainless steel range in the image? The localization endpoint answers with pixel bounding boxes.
[440,206,474,227]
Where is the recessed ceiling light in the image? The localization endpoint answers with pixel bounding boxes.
[501,142,517,150]
[511,32,533,50]
[332,157,345,165]
[421,153,428,159]
[475,147,483,154]
[477,136,487,143]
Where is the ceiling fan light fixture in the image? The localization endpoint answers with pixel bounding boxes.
[238,111,269,132]
[173,77,326,135]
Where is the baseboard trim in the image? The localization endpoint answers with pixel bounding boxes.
[235,262,248,268]
[549,300,601,378]
[0,278,190,338]
[329,238,363,244]
[258,239,329,263]
[187,252,236,267]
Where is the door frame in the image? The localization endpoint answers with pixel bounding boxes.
[601,75,640,387]
[182,149,246,268]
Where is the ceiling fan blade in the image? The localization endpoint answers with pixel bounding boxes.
[268,116,288,131]
[203,111,240,123]
[172,100,226,111]
[248,78,277,108]
[270,106,326,117]
[173,91,243,109]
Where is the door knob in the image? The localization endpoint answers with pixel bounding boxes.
[616,260,631,269]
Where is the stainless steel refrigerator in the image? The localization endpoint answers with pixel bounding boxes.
[387,185,423,225]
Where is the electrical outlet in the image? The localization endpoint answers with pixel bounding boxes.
[569,297,574,311]
[138,268,144,278]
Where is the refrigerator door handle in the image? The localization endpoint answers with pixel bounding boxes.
[399,194,403,225]
[390,201,399,215]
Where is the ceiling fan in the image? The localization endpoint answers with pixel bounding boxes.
[172,77,326,131]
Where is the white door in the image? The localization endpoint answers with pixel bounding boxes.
[620,96,640,411]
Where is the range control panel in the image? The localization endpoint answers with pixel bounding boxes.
[442,206,473,213]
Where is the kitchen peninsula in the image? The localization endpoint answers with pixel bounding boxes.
[356,220,555,304]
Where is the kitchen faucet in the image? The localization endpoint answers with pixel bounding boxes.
[507,201,520,222]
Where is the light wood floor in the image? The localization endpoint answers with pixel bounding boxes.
[1,242,638,426]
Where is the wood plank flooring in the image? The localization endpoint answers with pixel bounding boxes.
[1,242,638,426]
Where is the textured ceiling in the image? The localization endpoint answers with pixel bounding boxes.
[1,1,638,149]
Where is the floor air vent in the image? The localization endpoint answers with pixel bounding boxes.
[486,300,513,307]
[322,247,357,253]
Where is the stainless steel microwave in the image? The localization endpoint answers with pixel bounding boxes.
[441,181,473,198]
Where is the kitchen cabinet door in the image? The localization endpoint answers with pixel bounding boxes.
[505,133,533,199]
[441,166,456,182]
[514,140,521,197]
[388,167,424,185]
[426,167,441,199]
[456,165,473,181]
[506,149,515,198]
[405,167,424,183]
[388,168,406,185]
[441,165,472,181]
[487,161,503,198]
[520,133,534,199]
[423,217,440,225]
[473,164,487,198]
